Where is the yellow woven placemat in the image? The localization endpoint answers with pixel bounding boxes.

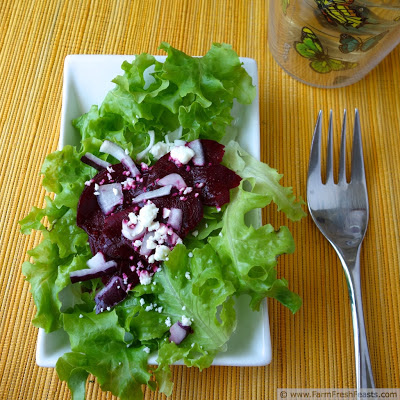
[1,1,399,399]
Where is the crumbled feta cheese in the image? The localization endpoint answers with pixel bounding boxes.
[140,298,145,306]
[192,230,198,237]
[143,347,150,353]
[107,166,114,173]
[157,306,163,313]
[139,271,152,285]
[107,307,111,311]
[154,245,170,261]
[150,141,170,160]
[79,314,83,318]
[165,317,171,327]
[119,362,122,365]
[183,187,193,195]
[182,305,186,311]
[145,304,154,312]
[148,221,160,231]
[188,252,193,258]
[146,236,157,250]
[94,191,100,196]
[181,315,192,326]
[134,239,142,247]
[185,271,191,280]
[170,145,195,165]
[148,255,155,264]
[128,212,138,225]
[219,232,223,237]
[139,202,159,227]
[122,177,135,189]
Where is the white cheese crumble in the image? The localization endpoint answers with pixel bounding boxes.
[139,271,152,285]
[139,202,159,227]
[79,314,83,318]
[128,212,138,225]
[181,315,192,326]
[150,141,170,160]
[192,230,198,237]
[185,272,191,280]
[154,245,170,261]
[143,347,150,354]
[170,145,195,165]
[182,305,186,311]
[134,239,142,247]
[145,304,154,312]
[139,298,145,306]
[188,252,193,258]
[165,317,172,327]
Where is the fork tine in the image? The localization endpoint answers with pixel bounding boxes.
[308,110,323,184]
[351,109,366,184]
[338,109,347,184]
[326,110,334,183]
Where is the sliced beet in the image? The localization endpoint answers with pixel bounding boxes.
[191,164,241,207]
[152,192,203,237]
[95,276,127,313]
[199,139,225,165]
[77,139,241,312]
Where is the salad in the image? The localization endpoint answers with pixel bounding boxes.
[20,43,305,400]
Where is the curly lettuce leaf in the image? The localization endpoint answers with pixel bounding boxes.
[56,311,152,400]
[147,244,236,395]
[207,141,305,312]
[222,140,306,221]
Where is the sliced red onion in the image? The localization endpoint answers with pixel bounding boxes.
[167,208,183,231]
[187,140,205,166]
[140,232,154,256]
[169,321,192,344]
[166,231,183,246]
[166,126,183,142]
[122,221,146,241]
[100,140,140,177]
[136,130,155,161]
[132,185,172,203]
[95,276,127,313]
[70,252,117,283]
[81,153,111,171]
[158,173,187,190]
[97,183,124,215]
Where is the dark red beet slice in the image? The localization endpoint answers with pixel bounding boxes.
[95,276,127,313]
[77,139,241,313]
[152,192,203,237]
[147,153,192,185]
[198,139,225,165]
[191,164,242,207]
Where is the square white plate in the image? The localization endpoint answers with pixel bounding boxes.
[36,54,272,368]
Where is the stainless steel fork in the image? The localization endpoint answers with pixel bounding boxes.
[307,109,375,389]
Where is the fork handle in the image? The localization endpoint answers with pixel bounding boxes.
[340,248,375,389]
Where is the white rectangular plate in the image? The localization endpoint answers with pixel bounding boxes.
[37,55,272,368]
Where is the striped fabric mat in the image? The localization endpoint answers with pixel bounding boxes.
[1,0,399,399]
